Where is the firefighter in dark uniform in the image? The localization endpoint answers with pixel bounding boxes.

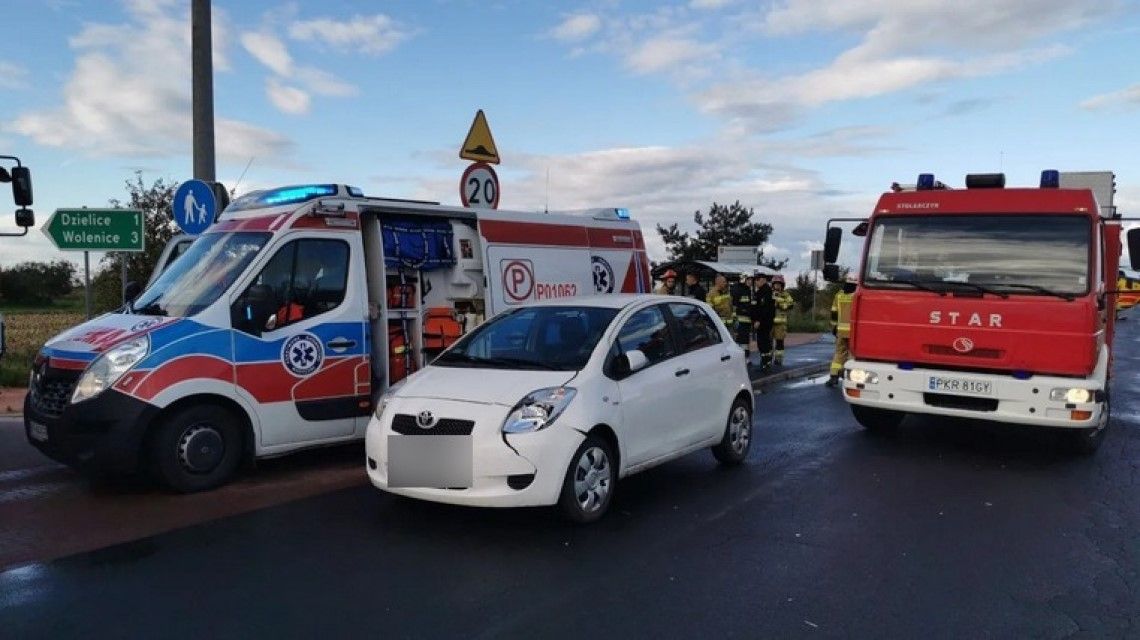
[752,271,776,372]
[730,273,754,363]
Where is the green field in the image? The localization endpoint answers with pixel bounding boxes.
[1,293,88,387]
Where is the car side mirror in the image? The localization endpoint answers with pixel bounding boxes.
[824,227,842,263]
[123,281,142,303]
[1128,228,1140,271]
[625,349,649,373]
[822,264,840,283]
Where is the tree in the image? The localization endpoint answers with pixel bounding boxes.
[93,172,179,310]
[656,201,788,270]
[790,271,817,313]
[0,260,76,305]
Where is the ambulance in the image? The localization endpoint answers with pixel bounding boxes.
[24,184,651,491]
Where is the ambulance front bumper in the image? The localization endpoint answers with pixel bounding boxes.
[365,398,586,508]
[24,388,158,474]
[840,359,1106,430]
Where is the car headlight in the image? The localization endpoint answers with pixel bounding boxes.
[1050,387,1093,403]
[71,338,150,404]
[846,368,878,384]
[502,387,577,434]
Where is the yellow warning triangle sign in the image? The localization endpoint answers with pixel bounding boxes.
[459,110,500,164]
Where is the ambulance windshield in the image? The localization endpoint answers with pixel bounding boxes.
[863,215,1090,297]
[132,232,272,317]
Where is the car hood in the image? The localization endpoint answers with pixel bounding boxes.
[393,365,577,407]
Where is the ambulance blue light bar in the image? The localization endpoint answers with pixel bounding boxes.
[1040,170,1060,188]
[262,184,339,205]
[616,208,630,219]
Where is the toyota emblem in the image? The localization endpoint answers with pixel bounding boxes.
[416,410,438,429]
[952,337,975,353]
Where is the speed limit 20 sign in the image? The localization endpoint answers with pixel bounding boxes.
[460,162,500,209]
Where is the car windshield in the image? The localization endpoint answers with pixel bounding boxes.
[131,232,271,317]
[433,306,619,371]
[863,215,1091,296]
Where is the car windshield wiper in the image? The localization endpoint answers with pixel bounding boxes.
[433,353,561,370]
[877,279,947,296]
[939,281,1010,299]
[981,283,1076,301]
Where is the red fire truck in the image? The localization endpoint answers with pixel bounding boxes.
[822,170,1132,452]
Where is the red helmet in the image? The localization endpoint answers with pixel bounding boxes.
[662,269,678,279]
[771,274,785,285]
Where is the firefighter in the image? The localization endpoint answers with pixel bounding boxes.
[826,274,858,387]
[684,272,706,302]
[771,274,795,366]
[752,271,776,371]
[730,273,755,362]
[655,269,679,295]
[706,274,733,326]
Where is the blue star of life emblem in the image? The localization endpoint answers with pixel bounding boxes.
[282,334,323,376]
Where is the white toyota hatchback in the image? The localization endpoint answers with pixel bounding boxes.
[365,295,754,522]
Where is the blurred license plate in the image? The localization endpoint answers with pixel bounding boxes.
[928,376,992,396]
[29,421,48,442]
[388,435,472,488]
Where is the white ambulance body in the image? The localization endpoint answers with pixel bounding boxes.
[24,184,651,491]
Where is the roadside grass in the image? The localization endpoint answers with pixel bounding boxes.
[1,299,86,387]
[787,308,830,333]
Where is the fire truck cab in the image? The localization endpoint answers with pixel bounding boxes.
[24,184,650,491]
[823,170,1121,452]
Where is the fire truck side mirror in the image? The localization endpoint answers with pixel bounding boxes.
[11,166,33,207]
[1128,228,1140,272]
[824,227,842,263]
[822,264,840,283]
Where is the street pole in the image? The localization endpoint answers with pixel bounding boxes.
[191,0,216,182]
[84,251,91,320]
[120,255,127,306]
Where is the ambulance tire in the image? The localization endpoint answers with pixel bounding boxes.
[149,404,243,493]
[851,405,904,435]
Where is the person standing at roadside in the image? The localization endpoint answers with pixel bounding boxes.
[655,269,678,295]
[706,275,733,326]
[729,273,755,364]
[771,274,795,366]
[826,275,858,387]
[751,272,776,372]
[684,272,706,302]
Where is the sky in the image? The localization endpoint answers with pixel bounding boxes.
[2,0,1139,277]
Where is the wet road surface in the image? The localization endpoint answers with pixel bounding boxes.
[1,328,1138,638]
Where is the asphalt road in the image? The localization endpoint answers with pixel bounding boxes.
[2,327,1138,638]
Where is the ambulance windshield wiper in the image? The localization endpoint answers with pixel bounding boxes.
[131,301,167,316]
[981,283,1075,301]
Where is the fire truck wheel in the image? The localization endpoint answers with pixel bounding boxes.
[149,404,243,493]
[712,398,752,465]
[851,405,904,435]
[1066,393,1109,455]
[558,436,616,524]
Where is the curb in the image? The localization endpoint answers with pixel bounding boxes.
[751,362,830,390]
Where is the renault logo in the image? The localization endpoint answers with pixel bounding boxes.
[416,410,438,429]
[952,337,975,354]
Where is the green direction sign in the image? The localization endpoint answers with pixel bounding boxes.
[42,208,145,252]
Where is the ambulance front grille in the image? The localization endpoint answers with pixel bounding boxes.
[29,372,80,417]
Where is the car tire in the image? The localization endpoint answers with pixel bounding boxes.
[712,397,752,465]
[1066,390,1109,455]
[851,405,904,435]
[558,436,616,524]
[149,404,243,493]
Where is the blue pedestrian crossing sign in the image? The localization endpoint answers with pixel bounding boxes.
[172,179,216,235]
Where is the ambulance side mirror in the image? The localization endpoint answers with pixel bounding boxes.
[234,284,275,337]
[123,281,142,304]
[1128,228,1140,272]
[824,227,842,263]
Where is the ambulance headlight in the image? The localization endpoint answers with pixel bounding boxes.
[71,338,150,404]
[846,368,878,385]
[1050,387,1093,403]
[502,387,577,434]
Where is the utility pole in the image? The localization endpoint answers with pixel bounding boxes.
[191,0,216,182]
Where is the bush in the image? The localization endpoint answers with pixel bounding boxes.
[0,260,76,306]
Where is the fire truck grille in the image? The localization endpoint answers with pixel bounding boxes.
[923,393,998,413]
[925,345,1004,359]
[391,414,476,436]
[29,372,80,418]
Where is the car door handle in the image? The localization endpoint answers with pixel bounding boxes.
[327,339,357,350]
[720,354,732,361]
[674,368,690,377]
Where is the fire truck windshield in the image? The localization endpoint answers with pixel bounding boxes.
[131,232,272,317]
[863,215,1090,297]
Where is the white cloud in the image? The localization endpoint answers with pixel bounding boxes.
[7,1,290,161]
[266,78,311,115]
[241,32,293,75]
[626,33,719,75]
[295,67,359,97]
[288,14,411,55]
[550,14,602,42]
[0,61,29,89]
[1080,84,1140,110]
[690,0,733,8]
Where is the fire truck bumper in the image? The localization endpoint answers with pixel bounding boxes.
[839,359,1107,430]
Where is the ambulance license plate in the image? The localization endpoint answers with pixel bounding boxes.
[927,376,992,396]
[388,435,472,488]
[29,421,48,442]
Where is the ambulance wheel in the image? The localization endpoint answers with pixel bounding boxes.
[712,398,752,465]
[558,436,616,524]
[852,405,904,435]
[149,404,243,493]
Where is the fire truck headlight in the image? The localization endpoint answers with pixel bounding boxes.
[71,338,150,404]
[846,369,878,385]
[1050,387,1093,404]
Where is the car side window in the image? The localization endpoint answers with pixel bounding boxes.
[233,238,350,334]
[666,303,722,353]
[614,306,675,367]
